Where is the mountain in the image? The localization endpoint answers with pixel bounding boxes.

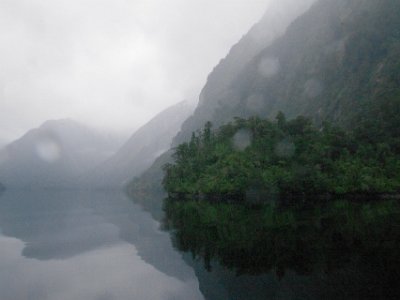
[0,119,123,189]
[131,0,400,192]
[130,0,319,191]
[82,101,194,189]
[175,0,400,142]
[173,0,317,145]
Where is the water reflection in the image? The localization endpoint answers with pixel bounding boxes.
[0,191,119,260]
[163,198,400,299]
[0,190,204,300]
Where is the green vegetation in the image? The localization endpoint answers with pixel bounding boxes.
[133,0,400,297]
[133,0,400,195]
[163,112,400,201]
[164,198,400,298]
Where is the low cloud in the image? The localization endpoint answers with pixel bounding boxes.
[0,0,269,144]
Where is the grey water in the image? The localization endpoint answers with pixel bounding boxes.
[0,190,204,300]
[2,190,398,300]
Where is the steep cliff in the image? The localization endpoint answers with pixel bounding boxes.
[175,0,400,142]
[132,0,400,192]
[173,0,316,145]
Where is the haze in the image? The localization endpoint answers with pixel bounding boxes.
[0,0,270,147]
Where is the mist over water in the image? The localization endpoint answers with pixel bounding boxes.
[0,190,204,300]
[1,0,398,299]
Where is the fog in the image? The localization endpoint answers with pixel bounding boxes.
[0,0,271,146]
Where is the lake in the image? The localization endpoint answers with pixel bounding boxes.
[0,190,204,300]
[1,190,399,300]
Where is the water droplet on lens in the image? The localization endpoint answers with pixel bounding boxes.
[274,139,295,158]
[258,57,280,78]
[35,137,61,163]
[233,129,252,151]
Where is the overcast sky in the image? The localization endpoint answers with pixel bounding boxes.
[0,0,271,146]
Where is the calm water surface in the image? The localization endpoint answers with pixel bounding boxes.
[2,190,399,300]
[0,190,204,300]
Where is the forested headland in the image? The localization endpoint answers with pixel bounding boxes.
[163,108,400,203]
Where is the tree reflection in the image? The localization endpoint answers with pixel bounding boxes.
[164,198,400,299]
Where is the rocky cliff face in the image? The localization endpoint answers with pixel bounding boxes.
[173,0,316,145]
[175,0,400,144]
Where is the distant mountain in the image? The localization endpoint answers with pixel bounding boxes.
[132,0,400,192]
[0,138,7,150]
[83,101,194,189]
[0,119,123,189]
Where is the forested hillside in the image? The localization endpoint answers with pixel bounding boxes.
[175,0,400,141]
[163,113,400,201]
[131,0,400,194]
[128,1,400,297]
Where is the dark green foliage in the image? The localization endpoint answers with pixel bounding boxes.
[164,198,400,299]
[163,113,400,200]
[133,0,400,196]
